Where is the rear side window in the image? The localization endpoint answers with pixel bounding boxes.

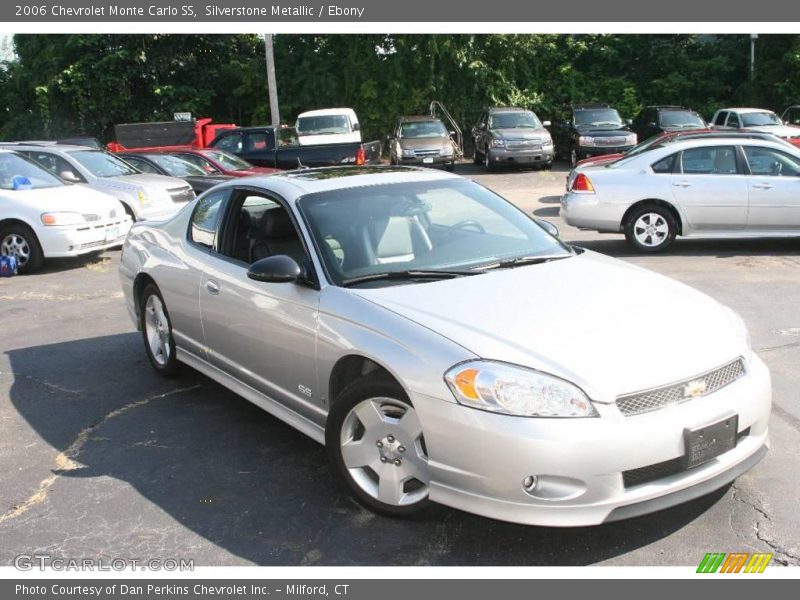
[651,153,677,174]
[190,191,227,250]
[681,146,739,175]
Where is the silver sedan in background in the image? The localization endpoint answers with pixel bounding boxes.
[562,136,800,251]
[120,167,770,526]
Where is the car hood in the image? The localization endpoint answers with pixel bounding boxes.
[399,137,452,150]
[350,251,745,402]
[744,125,800,138]
[575,125,631,136]
[4,184,125,217]
[95,173,190,192]
[491,128,550,140]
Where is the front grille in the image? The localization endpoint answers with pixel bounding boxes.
[413,149,441,157]
[79,240,107,250]
[616,358,746,417]
[168,187,195,203]
[623,427,751,488]
[592,136,628,146]
[506,139,542,150]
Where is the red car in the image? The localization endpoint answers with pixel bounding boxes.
[166,148,279,178]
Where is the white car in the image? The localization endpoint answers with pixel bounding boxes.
[0,149,131,273]
[562,136,800,251]
[295,108,362,146]
[711,107,800,144]
[3,144,195,221]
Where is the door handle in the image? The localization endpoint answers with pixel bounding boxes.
[752,182,774,190]
[205,280,220,295]
[672,181,691,188]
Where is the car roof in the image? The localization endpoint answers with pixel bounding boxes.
[486,106,529,112]
[648,105,692,111]
[0,143,97,153]
[297,108,356,117]
[573,103,612,110]
[216,166,459,199]
[720,108,777,114]
[399,115,442,122]
[648,136,792,154]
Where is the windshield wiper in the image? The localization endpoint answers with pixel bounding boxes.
[341,269,480,287]
[479,254,572,271]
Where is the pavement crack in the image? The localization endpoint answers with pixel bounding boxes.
[731,483,800,566]
[0,384,201,525]
[0,370,83,394]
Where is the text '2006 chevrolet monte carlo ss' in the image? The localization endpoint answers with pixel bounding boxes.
[119,166,770,526]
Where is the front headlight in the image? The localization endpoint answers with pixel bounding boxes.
[625,133,638,145]
[490,139,505,148]
[444,361,598,418]
[578,135,595,147]
[401,149,416,158]
[40,212,86,226]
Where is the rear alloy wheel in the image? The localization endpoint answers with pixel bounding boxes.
[140,284,180,377]
[327,374,431,517]
[0,224,44,274]
[624,206,677,253]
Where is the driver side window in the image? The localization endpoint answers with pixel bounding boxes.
[744,146,800,177]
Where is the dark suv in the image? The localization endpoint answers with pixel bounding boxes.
[632,106,707,141]
[551,103,637,166]
[471,106,554,171]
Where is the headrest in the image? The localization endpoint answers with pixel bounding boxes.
[261,207,295,238]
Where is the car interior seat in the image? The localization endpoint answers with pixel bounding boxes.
[250,207,306,266]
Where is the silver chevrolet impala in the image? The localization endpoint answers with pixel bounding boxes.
[119,166,771,526]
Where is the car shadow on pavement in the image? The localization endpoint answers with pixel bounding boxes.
[5,333,728,566]
[573,237,800,259]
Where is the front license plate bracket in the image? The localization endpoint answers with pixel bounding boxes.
[682,413,738,469]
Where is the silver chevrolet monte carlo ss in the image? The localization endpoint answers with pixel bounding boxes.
[119,166,771,526]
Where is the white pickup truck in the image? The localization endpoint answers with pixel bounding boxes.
[295,108,362,146]
[710,107,800,146]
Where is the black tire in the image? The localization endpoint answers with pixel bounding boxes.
[445,161,455,172]
[139,283,180,377]
[484,149,496,172]
[472,147,482,164]
[326,372,432,518]
[0,223,44,274]
[624,204,678,253]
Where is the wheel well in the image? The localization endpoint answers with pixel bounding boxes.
[328,355,395,403]
[622,199,683,235]
[132,273,157,322]
[0,218,36,234]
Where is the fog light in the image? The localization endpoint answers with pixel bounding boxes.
[522,475,539,493]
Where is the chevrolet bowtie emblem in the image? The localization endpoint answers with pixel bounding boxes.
[684,379,708,398]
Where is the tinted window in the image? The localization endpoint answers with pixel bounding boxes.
[190,191,227,249]
[651,153,677,174]
[681,146,739,175]
[744,146,800,177]
[490,111,542,129]
[574,109,623,127]
[659,110,706,128]
[213,132,243,153]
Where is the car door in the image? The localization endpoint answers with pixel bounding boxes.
[238,130,276,167]
[742,145,800,230]
[197,186,323,422]
[670,145,749,231]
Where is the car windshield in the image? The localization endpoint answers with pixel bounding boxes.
[741,112,782,126]
[575,109,623,127]
[69,150,139,177]
[296,115,350,136]
[400,120,448,139]
[660,111,706,128]
[147,154,208,177]
[297,178,571,287]
[490,111,542,129]
[0,153,64,190]
[202,150,254,171]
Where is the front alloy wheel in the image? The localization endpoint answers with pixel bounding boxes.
[327,375,431,517]
[0,225,44,273]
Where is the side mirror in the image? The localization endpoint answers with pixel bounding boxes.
[648,121,657,128]
[625,118,633,126]
[449,130,456,137]
[247,255,302,283]
[534,218,559,238]
[542,120,551,127]
[60,170,81,183]
[352,123,360,132]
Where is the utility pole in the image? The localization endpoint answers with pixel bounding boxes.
[264,34,280,128]
[750,33,758,81]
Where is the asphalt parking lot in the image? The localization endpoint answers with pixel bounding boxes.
[1,162,798,567]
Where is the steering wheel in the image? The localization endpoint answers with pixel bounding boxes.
[439,219,486,241]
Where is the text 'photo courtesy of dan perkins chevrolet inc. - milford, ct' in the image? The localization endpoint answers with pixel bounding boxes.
[46,4,367,18]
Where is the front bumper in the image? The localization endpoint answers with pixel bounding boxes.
[399,155,455,167]
[413,354,771,526]
[488,145,554,165]
[576,144,635,160]
[40,217,132,258]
